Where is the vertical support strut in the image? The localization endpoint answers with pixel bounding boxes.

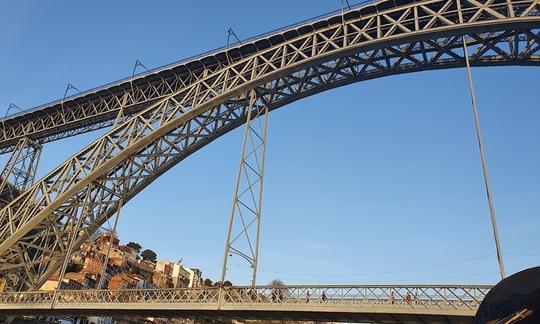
[96,198,124,290]
[51,184,95,307]
[113,92,130,128]
[221,89,269,288]
[0,138,42,208]
[462,35,506,280]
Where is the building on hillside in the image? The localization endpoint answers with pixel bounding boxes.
[79,241,94,255]
[119,245,138,262]
[133,259,155,282]
[107,272,152,291]
[155,260,191,288]
[40,278,83,291]
[130,274,152,289]
[156,260,174,277]
[152,271,172,289]
[70,251,85,265]
[185,268,202,288]
[83,256,104,276]
[95,233,119,247]
[172,262,191,288]
[64,272,97,289]
[110,256,128,268]
[108,273,136,290]
[97,242,125,260]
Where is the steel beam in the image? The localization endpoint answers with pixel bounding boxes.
[462,35,507,280]
[221,89,269,287]
[0,284,492,320]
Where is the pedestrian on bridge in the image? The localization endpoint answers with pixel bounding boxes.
[321,291,327,303]
[306,290,311,303]
[405,292,412,304]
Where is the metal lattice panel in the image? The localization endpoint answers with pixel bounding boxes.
[0,285,491,319]
[221,90,269,286]
[0,0,538,291]
[0,138,41,208]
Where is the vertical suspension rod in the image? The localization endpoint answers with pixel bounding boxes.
[462,35,506,280]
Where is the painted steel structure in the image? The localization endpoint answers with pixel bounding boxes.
[0,0,538,292]
[0,0,538,154]
[0,285,490,322]
[0,138,41,208]
[221,90,269,287]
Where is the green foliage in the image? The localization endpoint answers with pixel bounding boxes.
[270,278,284,286]
[126,241,142,253]
[141,249,157,262]
[203,278,213,286]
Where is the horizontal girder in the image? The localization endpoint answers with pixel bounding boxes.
[0,0,538,153]
[0,0,538,291]
[0,285,491,322]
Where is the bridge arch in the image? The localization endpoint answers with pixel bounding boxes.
[0,0,539,291]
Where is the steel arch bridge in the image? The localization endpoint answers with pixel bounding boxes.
[0,0,538,293]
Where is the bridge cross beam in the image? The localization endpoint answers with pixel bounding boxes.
[221,88,269,288]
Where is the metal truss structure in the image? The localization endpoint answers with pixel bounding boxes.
[221,91,268,287]
[0,285,491,322]
[0,0,538,155]
[0,138,41,208]
[0,0,538,291]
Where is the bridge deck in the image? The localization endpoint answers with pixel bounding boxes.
[0,285,490,322]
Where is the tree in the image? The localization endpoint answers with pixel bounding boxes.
[270,279,286,303]
[203,278,213,287]
[126,242,142,253]
[270,279,285,286]
[141,249,157,262]
[223,280,233,287]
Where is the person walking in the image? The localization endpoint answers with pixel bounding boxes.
[321,291,327,303]
[390,291,395,304]
[306,290,311,303]
[405,292,412,304]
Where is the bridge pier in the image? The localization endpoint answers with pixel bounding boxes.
[221,88,269,287]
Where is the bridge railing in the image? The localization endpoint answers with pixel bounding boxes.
[0,285,491,311]
[223,285,490,311]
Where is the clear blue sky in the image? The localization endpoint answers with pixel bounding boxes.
[1,1,538,286]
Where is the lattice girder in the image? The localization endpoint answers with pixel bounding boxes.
[0,0,538,154]
[0,285,492,317]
